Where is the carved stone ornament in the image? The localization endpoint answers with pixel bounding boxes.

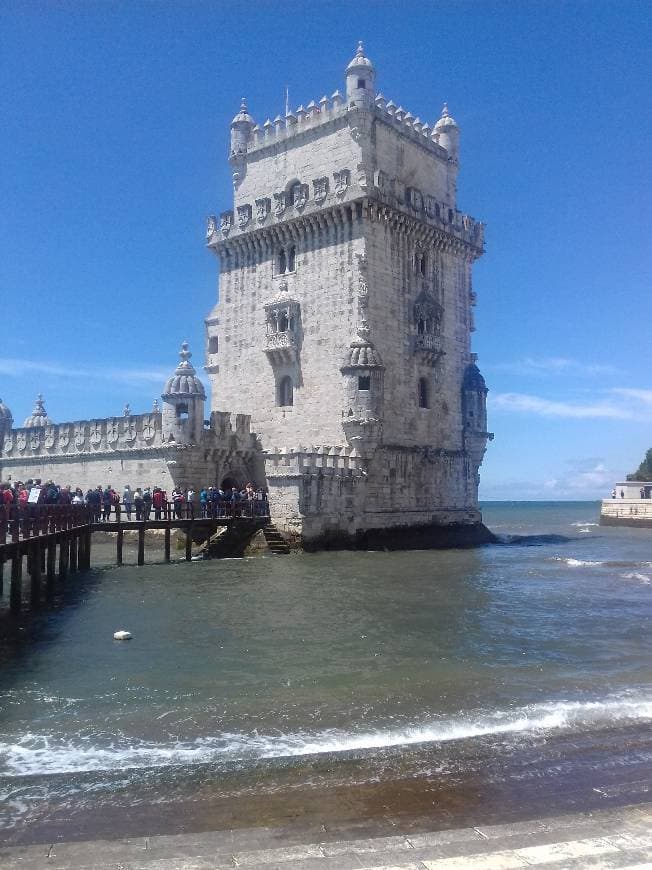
[74,424,86,449]
[90,422,102,446]
[142,416,155,441]
[29,430,40,451]
[374,169,389,193]
[292,183,309,211]
[256,197,271,223]
[237,204,252,229]
[44,426,56,449]
[407,186,424,213]
[425,195,438,219]
[334,169,350,197]
[3,434,13,453]
[220,211,233,237]
[312,176,329,203]
[107,419,119,444]
[273,191,286,217]
[59,425,70,449]
[16,432,27,452]
[206,215,217,240]
[123,419,137,442]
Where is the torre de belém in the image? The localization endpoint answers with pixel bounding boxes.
[0,44,493,550]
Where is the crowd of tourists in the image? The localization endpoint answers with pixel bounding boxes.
[0,479,269,520]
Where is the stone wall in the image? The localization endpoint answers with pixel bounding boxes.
[600,499,652,527]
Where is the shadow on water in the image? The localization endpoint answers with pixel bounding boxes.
[489,533,603,546]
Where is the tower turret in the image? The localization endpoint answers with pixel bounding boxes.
[434,103,460,163]
[345,42,376,109]
[340,325,385,454]
[230,98,254,188]
[23,394,53,428]
[462,357,488,434]
[161,342,206,445]
[0,398,13,450]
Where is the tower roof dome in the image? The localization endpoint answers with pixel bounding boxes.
[435,103,459,131]
[231,97,254,127]
[341,325,384,369]
[0,398,13,425]
[162,342,206,399]
[23,394,53,428]
[463,363,487,392]
[346,41,375,74]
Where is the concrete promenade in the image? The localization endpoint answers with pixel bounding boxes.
[2,803,651,870]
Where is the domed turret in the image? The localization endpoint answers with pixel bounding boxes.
[340,325,385,451]
[462,358,488,433]
[23,394,53,428]
[230,97,255,158]
[345,42,376,109]
[161,342,206,445]
[0,398,13,449]
[434,103,460,162]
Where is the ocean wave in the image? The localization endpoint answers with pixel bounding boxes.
[620,572,652,585]
[570,522,599,527]
[549,557,604,567]
[2,693,652,778]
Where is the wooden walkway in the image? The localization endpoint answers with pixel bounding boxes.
[0,504,270,612]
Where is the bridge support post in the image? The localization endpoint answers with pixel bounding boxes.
[46,542,56,600]
[29,541,42,607]
[117,529,124,566]
[10,553,22,612]
[59,538,69,581]
[137,527,145,566]
[69,534,78,574]
[164,527,171,563]
[185,528,192,562]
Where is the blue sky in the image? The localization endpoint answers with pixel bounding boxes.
[1,1,650,499]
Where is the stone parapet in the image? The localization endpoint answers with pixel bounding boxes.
[264,445,365,477]
[600,498,652,527]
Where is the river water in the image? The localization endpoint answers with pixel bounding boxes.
[1,501,651,844]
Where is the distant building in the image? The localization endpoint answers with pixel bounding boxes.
[0,45,493,549]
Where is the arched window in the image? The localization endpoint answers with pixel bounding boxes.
[176,403,189,421]
[278,312,288,332]
[419,254,427,276]
[278,248,287,275]
[358,375,370,391]
[287,245,296,272]
[418,378,429,409]
[278,376,293,407]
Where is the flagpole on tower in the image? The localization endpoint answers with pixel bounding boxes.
[285,86,289,117]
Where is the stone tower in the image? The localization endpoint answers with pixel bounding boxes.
[0,398,13,452]
[206,44,492,547]
[161,342,206,445]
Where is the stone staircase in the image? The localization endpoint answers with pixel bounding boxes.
[262,522,291,554]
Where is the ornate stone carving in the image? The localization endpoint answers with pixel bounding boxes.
[90,421,102,447]
[29,430,40,451]
[16,432,27,452]
[333,169,350,197]
[237,204,252,229]
[291,183,309,211]
[74,424,86,449]
[44,426,56,449]
[142,415,156,441]
[3,433,13,453]
[59,425,70,449]
[425,195,438,219]
[256,197,271,223]
[220,211,233,237]
[123,419,137,442]
[273,191,286,217]
[312,176,329,203]
[206,215,217,240]
[107,419,119,445]
[407,186,423,213]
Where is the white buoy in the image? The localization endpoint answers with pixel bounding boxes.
[113,630,132,641]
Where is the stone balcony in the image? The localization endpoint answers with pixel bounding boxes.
[414,333,444,366]
[264,330,298,365]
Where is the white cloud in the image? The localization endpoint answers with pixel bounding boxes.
[490,392,634,419]
[491,357,620,378]
[0,357,168,386]
[610,388,652,405]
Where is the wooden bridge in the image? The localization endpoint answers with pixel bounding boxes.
[0,504,280,612]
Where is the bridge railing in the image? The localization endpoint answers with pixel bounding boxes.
[93,500,270,523]
[0,504,94,545]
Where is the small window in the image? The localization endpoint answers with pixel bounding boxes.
[208,336,218,354]
[278,248,287,274]
[420,254,427,276]
[288,245,296,272]
[418,378,429,409]
[358,375,371,391]
[357,78,366,89]
[278,313,288,332]
[278,376,293,407]
[176,403,189,421]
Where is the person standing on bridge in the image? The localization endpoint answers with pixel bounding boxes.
[133,488,144,521]
[123,484,133,519]
[142,487,152,520]
[186,487,196,519]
